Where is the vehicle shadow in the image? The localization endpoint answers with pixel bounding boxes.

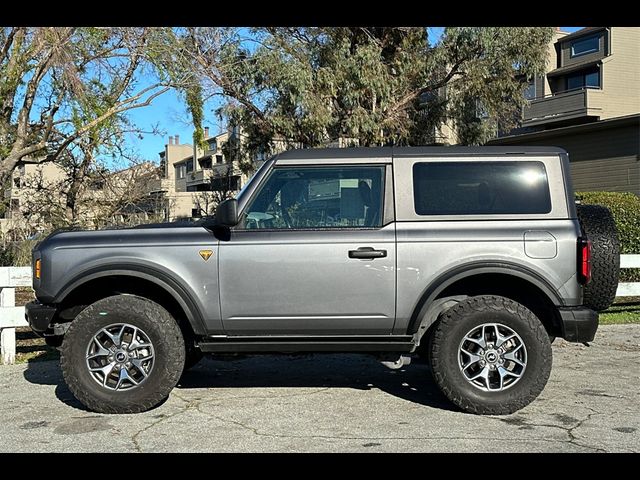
[22,360,90,411]
[23,353,457,412]
[178,353,457,412]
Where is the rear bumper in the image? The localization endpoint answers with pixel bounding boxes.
[558,307,599,343]
[25,301,57,333]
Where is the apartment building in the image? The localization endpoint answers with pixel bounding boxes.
[491,27,640,194]
[151,125,297,221]
[1,159,160,236]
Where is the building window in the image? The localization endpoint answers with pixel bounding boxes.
[524,80,536,100]
[570,35,599,58]
[176,164,186,179]
[186,160,194,173]
[13,177,20,188]
[216,155,223,164]
[200,158,212,169]
[567,68,600,91]
[191,208,201,218]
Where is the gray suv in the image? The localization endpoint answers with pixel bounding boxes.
[26,146,610,415]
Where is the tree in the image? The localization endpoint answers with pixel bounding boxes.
[181,27,554,157]
[0,27,191,185]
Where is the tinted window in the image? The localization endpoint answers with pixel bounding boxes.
[243,166,384,229]
[413,162,551,215]
[570,35,599,57]
[567,69,600,90]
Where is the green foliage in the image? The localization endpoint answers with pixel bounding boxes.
[192,27,553,155]
[577,191,640,282]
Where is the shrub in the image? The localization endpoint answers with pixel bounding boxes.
[577,191,640,283]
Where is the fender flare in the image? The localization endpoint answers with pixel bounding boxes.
[408,261,564,335]
[54,263,207,335]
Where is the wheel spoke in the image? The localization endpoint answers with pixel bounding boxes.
[130,358,149,378]
[460,347,481,370]
[115,367,138,390]
[87,343,110,360]
[503,350,526,367]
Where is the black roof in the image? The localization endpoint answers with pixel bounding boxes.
[558,27,606,43]
[274,146,567,161]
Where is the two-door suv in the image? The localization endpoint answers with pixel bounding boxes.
[26,146,618,414]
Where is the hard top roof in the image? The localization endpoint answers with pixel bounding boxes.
[273,146,567,161]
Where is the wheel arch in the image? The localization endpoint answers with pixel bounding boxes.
[54,266,207,336]
[409,262,564,340]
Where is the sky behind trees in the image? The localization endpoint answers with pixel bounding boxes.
[125,27,584,164]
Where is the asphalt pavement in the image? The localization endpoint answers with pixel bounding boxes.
[1,324,639,452]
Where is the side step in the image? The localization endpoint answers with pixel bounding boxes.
[198,336,415,353]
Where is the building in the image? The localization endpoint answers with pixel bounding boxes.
[150,125,298,221]
[1,159,161,237]
[490,27,640,194]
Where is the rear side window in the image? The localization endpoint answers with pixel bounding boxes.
[413,161,551,215]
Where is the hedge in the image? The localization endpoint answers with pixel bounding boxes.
[576,191,640,283]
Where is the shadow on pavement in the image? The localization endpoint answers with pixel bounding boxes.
[22,353,456,412]
[21,360,89,410]
[178,353,457,411]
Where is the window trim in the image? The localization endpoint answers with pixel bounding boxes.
[570,34,600,58]
[234,164,389,232]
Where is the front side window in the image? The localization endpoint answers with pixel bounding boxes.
[413,161,551,215]
[242,166,384,230]
[570,35,600,57]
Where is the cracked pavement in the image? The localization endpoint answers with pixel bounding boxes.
[1,324,638,452]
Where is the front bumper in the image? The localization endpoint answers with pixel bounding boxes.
[25,301,57,333]
[558,307,599,343]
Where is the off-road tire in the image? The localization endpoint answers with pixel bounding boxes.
[576,204,620,312]
[60,295,185,414]
[429,295,552,415]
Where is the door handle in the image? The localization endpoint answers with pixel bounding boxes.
[348,247,387,259]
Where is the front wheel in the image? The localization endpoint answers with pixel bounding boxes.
[429,295,552,415]
[60,295,185,414]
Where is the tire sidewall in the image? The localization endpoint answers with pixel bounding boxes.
[432,302,551,411]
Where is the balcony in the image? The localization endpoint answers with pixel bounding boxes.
[148,178,174,193]
[523,88,604,127]
[186,169,211,186]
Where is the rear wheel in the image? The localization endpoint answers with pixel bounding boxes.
[429,295,552,415]
[60,295,185,414]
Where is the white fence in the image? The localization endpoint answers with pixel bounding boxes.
[1,256,639,365]
[0,267,31,364]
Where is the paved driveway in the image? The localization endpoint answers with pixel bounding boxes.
[1,324,638,452]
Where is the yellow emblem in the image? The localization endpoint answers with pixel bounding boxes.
[199,250,213,261]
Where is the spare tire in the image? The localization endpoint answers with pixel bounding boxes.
[576,204,620,311]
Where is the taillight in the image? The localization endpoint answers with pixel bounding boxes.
[577,237,591,285]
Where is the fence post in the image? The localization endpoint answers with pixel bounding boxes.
[1,287,17,364]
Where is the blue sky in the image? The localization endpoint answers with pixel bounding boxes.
[125,27,584,163]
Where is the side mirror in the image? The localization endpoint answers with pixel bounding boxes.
[215,198,239,227]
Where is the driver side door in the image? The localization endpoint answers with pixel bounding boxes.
[217,163,396,336]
